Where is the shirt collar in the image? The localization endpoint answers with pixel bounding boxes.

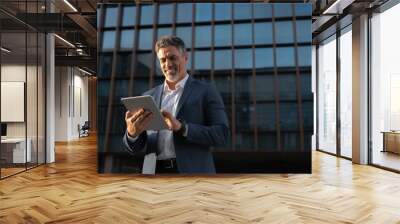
[164,73,189,92]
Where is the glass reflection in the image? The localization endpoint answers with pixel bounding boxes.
[122,5,136,26]
[120,29,135,49]
[196,3,212,22]
[234,23,252,46]
[215,3,231,21]
[177,3,192,23]
[195,26,211,47]
[104,6,118,28]
[102,31,115,50]
[158,4,173,24]
[214,24,231,47]
[138,29,153,50]
[140,5,154,25]
[235,49,253,69]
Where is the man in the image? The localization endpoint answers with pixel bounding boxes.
[123,36,229,174]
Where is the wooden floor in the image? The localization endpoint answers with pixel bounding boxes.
[1,135,400,223]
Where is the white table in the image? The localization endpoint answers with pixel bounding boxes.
[1,138,31,163]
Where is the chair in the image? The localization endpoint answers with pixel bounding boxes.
[79,121,90,138]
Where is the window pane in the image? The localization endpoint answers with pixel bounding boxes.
[116,53,132,77]
[122,5,136,26]
[295,4,311,16]
[253,3,272,19]
[138,29,153,50]
[340,29,352,158]
[254,22,273,45]
[275,21,293,44]
[158,4,173,24]
[296,20,311,43]
[104,6,118,28]
[176,26,192,47]
[235,48,253,69]
[195,50,211,70]
[214,24,231,47]
[318,37,337,154]
[195,3,212,22]
[136,53,152,77]
[98,53,113,78]
[102,31,115,50]
[255,48,273,68]
[195,26,211,47]
[157,27,172,39]
[274,4,292,18]
[234,23,252,46]
[233,3,251,20]
[214,50,232,71]
[215,3,231,21]
[298,46,311,66]
[276,47,294,67]
[255,75,274,101]
[140,5,154,25]
[279,74,297,101]
[120,29,135,49]
[177,3,192,23]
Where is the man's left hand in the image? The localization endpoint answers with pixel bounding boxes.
[161,110,182,131]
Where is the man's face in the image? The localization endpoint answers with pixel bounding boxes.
[157,46,188,83]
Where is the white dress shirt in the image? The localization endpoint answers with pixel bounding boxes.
[157,74,189,160]
[127,74,189,161]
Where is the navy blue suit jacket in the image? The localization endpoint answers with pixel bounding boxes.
[123,76,229,174]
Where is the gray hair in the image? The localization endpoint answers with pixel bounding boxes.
[155,35,186,54]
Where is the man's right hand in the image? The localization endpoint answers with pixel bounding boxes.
[125,108,153,138]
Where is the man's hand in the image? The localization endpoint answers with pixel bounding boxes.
[125,108,153,138]
[161,110,182,131]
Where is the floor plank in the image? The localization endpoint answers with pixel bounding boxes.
[1,135,399,223]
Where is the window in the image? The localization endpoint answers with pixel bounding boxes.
[176,26,192,47]
[254,22,273,45]
[120,29,135,49]
[235,48,253,69]
[122,5,136,26]
[214,24,232,47]
[195,26,211,48]
[276,47,295,67]
[234,23,252,46]
[102,31,115,50]
[296,20,311,43]
[104,6,118,28]
[255,48,273,68]
[215,3,231,21]
[157,27,172,39]
[138,29,153,50]
[274,4,292,18]
[194,50,211,70]
[158,4,173,24]
[177,3,192,23]
[233,3,252,20]
[275,21,294,44]
[140,5,154,25]
[214,50,232,71]
[318,35,337,154]
[195,3,212,22]
[253,3,272,19]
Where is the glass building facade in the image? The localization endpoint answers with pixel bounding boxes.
[97,3,312,173]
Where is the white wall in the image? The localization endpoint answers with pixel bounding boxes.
[54,66,89,141]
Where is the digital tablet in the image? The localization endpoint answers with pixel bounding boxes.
[121,95,169,131]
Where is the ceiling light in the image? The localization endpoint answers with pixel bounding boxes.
[63,0,78,12]
[1,47,11,53]
[54,34,75,48]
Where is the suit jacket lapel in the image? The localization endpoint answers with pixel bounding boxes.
[176,75,194,116]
